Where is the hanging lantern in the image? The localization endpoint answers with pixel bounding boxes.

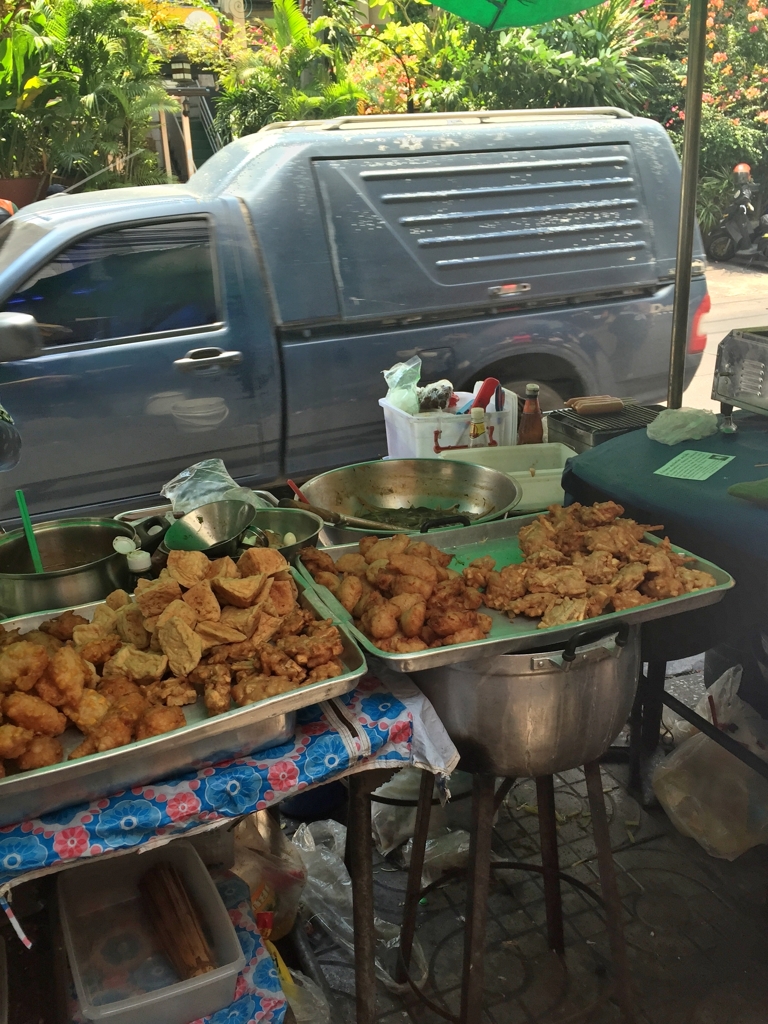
[170,54,193,83]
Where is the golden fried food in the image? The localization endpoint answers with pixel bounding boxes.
[335,553,368,574]
[22,630,63,658]
[232,674,296,706]
[305,657,345,683]
[211,575,266,608]
[136,705,186,740]
[524,548,568,569]
[103,646,168,685]
[97,676,141,700]
[157,599,197,631]
[641,575,685,600]
[0,641,49,692]
[204,679,232,715]
[361,602,399,640]
[40,610,88,642]
[115,603,150,650]
[337,575,363,614]
[388,553,439,585]
[266,580,298,618]
[72,623,108,648]
[612,562,648,593]
[440,627,487,645]
[300,546,338,576]
[277,626,343,668]
[462,556,496,589]
[106,589,131,610]
[405,541,452,568]
[17,736,63,770]
[259,647,306,683]
[527,565,588,597]
[166,549,210,589]
[676,567,717,592]
[78,634,122,668]
[141,677,197,707]
[539,597,588,629]
[374,633,429,653]
[182,581,221,622]
[585,584,616,618]
[40,646,88,706]
[314,571,340,593]
[64,689,111,733]
[427,609,482,638]
[575,501,625,528]
[362,535,410,565]
[220,606,262,638]
[611,590,652,611]
[518,518,557,557]
[196,621,247,647]
[237,547,289,577]
[0,723,33,759]
[4,692,66,736]
[157,618,202,677]
[484,566,528,610]
[205,555,240,580]
[365,559,391,588]
[0,627,21,649]
[389,593,427,638]
[135,578,183,618]
[275,608,315,638]
[92,604,119,634]
[508,593,559,619]
[572,550,619,585]
[389,574,434,602]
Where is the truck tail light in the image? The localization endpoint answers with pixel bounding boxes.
[688,293,711,355]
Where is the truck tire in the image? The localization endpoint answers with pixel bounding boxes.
[467,356,583,411]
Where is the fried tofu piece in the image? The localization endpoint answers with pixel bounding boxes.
[64,689,111,734]
[508,593,559,619]
[205,555,240,580]
[21,630,63,659]
[115,603,150,650]
[106,589,131,610]
[267,579,297,617]
[299,547,338,576]
[166,549,210,589]
[136,705,186,740]
[335,553,368,575]
[157,618,202,677]
[220,606,262,638]
[78,634,123,668]
[17,736,63,771]
[238,547,289,578]
[260,646,306,683]
[71,623,106,648]
[39,647,88,706]
[40,610,88,642]
[539,597,588,629]
[363,535,410,564]
[232,674,295,706]
[135,578,183,618]
[92,605,119,635]
[676,567,717,593]
[336,575,363,614]
[207,614,282,663]
[484,566,529,610]
[182,581,220,622]
[4,692,66,736]
[141,677,197,707]
[0,723,33,759]
[211,575,266,608]
[463,556,496,589]
[611,590,652,611]
[0,641,49,692]
[196,621,247,647]
[103,646,168,685]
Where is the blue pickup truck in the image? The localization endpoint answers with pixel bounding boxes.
[0,108,708,522]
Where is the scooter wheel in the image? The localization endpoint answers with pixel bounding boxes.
[707,231,736,262]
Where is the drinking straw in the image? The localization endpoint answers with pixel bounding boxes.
[15,489,44,573]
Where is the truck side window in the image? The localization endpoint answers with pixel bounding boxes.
[1,219,219,346]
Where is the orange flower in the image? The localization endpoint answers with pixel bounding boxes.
[712,51,728,62]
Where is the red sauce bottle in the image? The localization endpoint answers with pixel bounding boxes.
[517,383,543,445]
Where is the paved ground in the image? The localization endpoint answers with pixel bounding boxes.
[683,263,768,410]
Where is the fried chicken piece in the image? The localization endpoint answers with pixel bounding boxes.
[483,566,528,611]
[508,593,559,619]
[462,556,497,589]
[576,501,625,528]
[676,567,717,593]
[259,646,306,683]
[428,609,480,638]
[441,627,487,645]
[363,534,410,564]
[106,589,131,611]
[136,705,186,740]
[527,566,588,598]
[141,677,197,707]
[97,675,141,700]
[68,736,98,760]
[17,736,63,771]
[299,547,338,576]
[524,548,568,569]
[78,634,122,668]
[361,602,399,640]
[611,590,652,611]
[612,562,648,593]
[0,723,33,759]
[21,630,63,658]
[313,571,340,594]
[0,641,49,692]
[641,575,685,600]
[266,579,297,617]
[404,541,452,568]
[205,555,240,580]
[572,550,620,585]
[337,575,363,614]
[238,547,289,578]
[518,518,558,557]
[539,597,588,629]
[76,692,148,754]
[585,584,616,618]
[158,618,202,677]
[388,554,439,586]
[389,593,427,638]
[63,689,111,733]
[389,574,434,602]
[115,603,150,651]
[211,575,267,608]
[4,692,66,736]
[0,627,21,648]
[165,549,210,589]
[135,578,183,618]
[335,553,368,575]
[304,657,345,683]
[277,627,343,668]
[103,646,168,685]
[374,632,429,653]
[38,646,87,706]
[40,610,88,642]
[232,675,295,706]
[275,608,315,638]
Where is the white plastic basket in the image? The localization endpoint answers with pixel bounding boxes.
[379,387,518,458]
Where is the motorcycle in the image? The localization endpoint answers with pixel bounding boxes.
[707,162,768,266]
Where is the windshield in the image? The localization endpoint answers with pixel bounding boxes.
[0,219,50,278]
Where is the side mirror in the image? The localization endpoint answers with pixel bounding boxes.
[0,312,43,362]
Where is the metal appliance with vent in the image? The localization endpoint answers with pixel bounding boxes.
[546,404,662,452]
[712,329,768,415]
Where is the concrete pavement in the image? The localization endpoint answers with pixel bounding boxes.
[683,262,768,409]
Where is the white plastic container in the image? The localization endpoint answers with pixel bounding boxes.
[379,386,517,458]
[439,442,577,513]
[59,842,245,1024]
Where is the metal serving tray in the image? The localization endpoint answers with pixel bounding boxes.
[296,516,734,672]
[0,574,366,827]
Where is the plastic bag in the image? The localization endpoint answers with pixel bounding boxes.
[370,767,446,856]
[282,969,331,1024]
[670,666,768,753]
[383,356,421,415]
[646,407,718,445]
[399,827,471,886]
[161,458,272,514]
[233,811,307,941]
[292,819,427,992]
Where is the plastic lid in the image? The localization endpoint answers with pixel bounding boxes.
[470,406,486,421]
[127,549,152,572]
[525,383,540,396]
[113,536,137,555]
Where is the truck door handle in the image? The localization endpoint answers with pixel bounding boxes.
[174,347,242,371]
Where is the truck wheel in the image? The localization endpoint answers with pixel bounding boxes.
[466,357,583,412]
[503,378,569,411]
[706,231,736,263]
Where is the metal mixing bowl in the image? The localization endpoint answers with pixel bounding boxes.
[246,508,324,561]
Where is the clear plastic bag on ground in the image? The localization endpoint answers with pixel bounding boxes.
[371,767,446,856]
[232,810,306,941]
[282,969,331,1024]
[292,819,427,992]
[646,407,718,445]
[399,827,471,886]
[382,356,421,415]
[161,458,272,514]
[670,666,768,753]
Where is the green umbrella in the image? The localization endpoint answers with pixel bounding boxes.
[427,0,600,30]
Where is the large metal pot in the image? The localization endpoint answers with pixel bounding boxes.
[302,458,522,543]
[416,624,640,777]
[0,518,136,617]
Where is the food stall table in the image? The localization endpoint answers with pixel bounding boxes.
[561,414,768,789]
[0,673,457,1024]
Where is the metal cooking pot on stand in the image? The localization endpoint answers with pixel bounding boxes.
[415,623,640,777]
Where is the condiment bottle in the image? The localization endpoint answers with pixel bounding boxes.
[128,548,153,586]
[517,383,544,445]
[468,406,489,447]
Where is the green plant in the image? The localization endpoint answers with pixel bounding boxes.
[696,170,736,237]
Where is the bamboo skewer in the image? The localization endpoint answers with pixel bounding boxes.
[139,863,216,979]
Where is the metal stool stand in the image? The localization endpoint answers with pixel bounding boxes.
[398,764,635,1024]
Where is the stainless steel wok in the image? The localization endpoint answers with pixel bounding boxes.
[302,458,522,542]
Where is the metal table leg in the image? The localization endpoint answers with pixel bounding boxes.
[396,768,434,984]
[640,660,666,751]
[460,773,496,1024]
[536,775,565,956]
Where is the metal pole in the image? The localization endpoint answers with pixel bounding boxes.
[181,99,196,181]
[159,110,173,183]
[667,0,708,408]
